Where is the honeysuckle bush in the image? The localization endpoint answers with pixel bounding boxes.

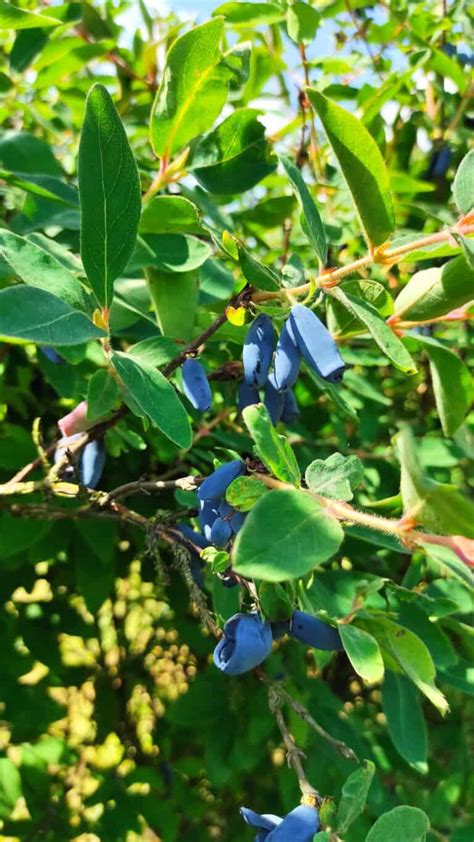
[0,0,473,840]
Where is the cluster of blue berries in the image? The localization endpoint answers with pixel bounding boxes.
[213,610,342,675]
[180,304,345,423]
[240,304,345,424]
[197,459,247,547]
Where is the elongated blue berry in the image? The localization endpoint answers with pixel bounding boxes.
[213,613,273,675]
[273,320,301,391]
[218,500,234,518]
[211,516,233,547]
[41,346,64,365]
[230,510,246,533]
[198,460,245,502]
[264,376,284,425]
[290,610,343,651]
[288,304,345,383]
[243,314,275,387]
[198,499,219,542]
[281,389,299,424]
[240,804,319,840]
[182,358,212,411]
[79,439,106,488]
[238,381,259,412]
[177,523,209,549]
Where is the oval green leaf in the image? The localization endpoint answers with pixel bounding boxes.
[112,351,192,450]
[339,624,385,684]
[307,89,395,247]
[0,286,105,346]
[79,83,141,309]
[232,488,344,582]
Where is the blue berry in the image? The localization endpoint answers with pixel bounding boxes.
[182,358,212,411]
[213,613,273,675]
[273,320,301,391]
[290,610,343,651]
[289,304,345,384]
[243,314,275,387]
[198,460,245,502]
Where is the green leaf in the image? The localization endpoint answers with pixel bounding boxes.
[190,109,276,195]
[336,760,375,834]
[127,336,180,367]
[327,283,416,375]
[453,149,474,214]
[280,154,327,266]
[78,83,141,309]
[382,671,428,773]
[0,169,78,205]
[9,27,49,72]
[416,335,473,436]
[140,196,205,235]
[0,758,22,819]
[327,280,393,338]
[237,241,280,291]
[150,18,228,158]
[0,229,86,311]
[0,286,105,346]
[286,2,320,44]
[147,268,199,341]
[258,582,293,621]
[0,2,59,29]
[213,2,285,25]
[395,425,474,539]
[111,351,192,449]
[339,624,385,684]
[421,543,474,589]
[393,256,474,321]
[0,131,61,175]
[242,403,300,485]
[225,475,268,511]
[307,89,395,247]
[143,234,212,273]
[86,370,119,422]
[365,616,449,715]
[365,806,429,842]
[305,452,363,501]
[232,488,344,582]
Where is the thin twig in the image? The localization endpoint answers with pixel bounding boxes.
[268,684,320,800]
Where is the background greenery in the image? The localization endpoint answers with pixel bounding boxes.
[0,1,472,840]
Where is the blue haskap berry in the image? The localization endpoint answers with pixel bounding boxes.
[290,610,343,651]
[218,500,234,518]
[230,510,246,533]
[79,439,106,488]
[198,499,219,542]
[213,613,273,675]
[288,304,345,384]
[177,523,209,550]
[198,460,245,503]
[429,145,452,178]
[240,804,319,840]
[182,358,212,412]
[210,516,233,547]
[243,314,275,387]
[281,389,299,424]
[238,381,260,412]
[41,346,64,364]
[264,376,284,425]
[273,320,301,391]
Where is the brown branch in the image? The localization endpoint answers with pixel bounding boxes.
[268,684,320,801]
